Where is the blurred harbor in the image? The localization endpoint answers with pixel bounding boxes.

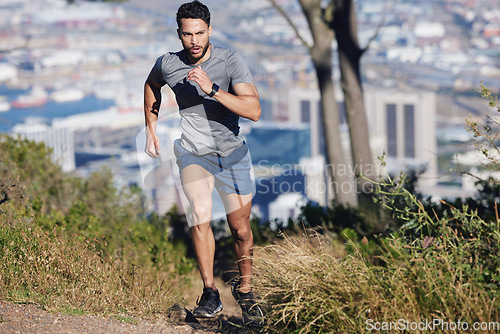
[1,0,499,222]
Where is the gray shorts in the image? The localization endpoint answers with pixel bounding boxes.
[174,139,255,196]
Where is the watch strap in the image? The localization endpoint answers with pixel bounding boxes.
[208,83,219,97]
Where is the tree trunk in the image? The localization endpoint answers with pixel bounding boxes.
[331,0,375,195]
[299,0,357,207]
[331,0,385,231]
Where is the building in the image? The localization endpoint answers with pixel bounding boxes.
[136,120,187,217]
[286,86,438,198]
[287,87,346,158]
[12,121,75,172]
[364,87,438,189]
[286,87,349,206]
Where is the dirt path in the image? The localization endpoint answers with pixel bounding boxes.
[0,279,256,334]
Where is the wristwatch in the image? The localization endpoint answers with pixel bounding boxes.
[208,83,219,97]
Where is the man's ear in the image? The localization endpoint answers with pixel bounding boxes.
[208,25,212,37]
[177,28,181,39]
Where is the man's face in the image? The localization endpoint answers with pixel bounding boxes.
[178,18,212,64]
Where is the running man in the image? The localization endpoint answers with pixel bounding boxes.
[143,0,264,327]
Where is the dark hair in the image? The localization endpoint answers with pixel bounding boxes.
[176,1,211,28]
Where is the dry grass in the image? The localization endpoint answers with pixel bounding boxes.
[0,202,181,318]
[253,230,499,334]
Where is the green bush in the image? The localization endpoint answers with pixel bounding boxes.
[253,85,500,333]
[254,188,499,333]
[0,202,180,316]
[0,134,194,315]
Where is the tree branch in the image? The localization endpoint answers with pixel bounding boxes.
[267,0,312,51]
[361,3,388,54]
[322,0,335,25]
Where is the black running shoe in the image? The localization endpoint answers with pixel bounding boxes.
[193,288,223,318]
[231,281,264,327]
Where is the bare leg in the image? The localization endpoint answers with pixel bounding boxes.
[221,193,254,293]
[180,164,216,290]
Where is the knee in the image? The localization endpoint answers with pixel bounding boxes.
[232,224,252,243]
[191,197,212,223]
[191,221,211,236]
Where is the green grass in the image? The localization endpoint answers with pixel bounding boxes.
[0,134,197,321]
[254,229,499,334]
[253,172,499,334]
[61,307,87,316]
[0,201,182,319]
[111,315,139,324]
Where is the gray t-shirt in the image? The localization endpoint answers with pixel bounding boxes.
[150,45,254,157]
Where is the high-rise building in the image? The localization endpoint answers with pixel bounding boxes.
[12,121,75,172]
[287,87,346,158]
[136,121,186,217]
[287,86,438,199]
[287,88,348,205]
[364,87,438,188]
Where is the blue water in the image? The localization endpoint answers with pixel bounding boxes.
[0,85,115,133]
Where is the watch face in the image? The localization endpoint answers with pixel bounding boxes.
[210,83,219,97]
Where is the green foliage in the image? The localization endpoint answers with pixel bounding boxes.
[0,203,179,315]
[466,83,500,171]
[255,84,500,333]
[1,134,187,271]
[0,134,194,315]
[250,216,274,246]
[374,173,500,285]
[0,135,81,213]
[299,201,378,236]
[255,183,500,333]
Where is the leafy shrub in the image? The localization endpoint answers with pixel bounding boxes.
[0,201,180,316]
[0,135,195,315]
[254,200,499,333]
[253,85,500,333]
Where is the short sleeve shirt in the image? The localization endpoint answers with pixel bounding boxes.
[150,45,254,156]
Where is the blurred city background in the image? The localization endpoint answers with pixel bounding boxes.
[1,0,499,223]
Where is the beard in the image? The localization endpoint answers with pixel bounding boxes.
[186,42,210,63]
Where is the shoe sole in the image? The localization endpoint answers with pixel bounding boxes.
[193,302,223,318]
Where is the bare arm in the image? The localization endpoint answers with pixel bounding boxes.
[187,66,261,122]
[144,73,163,158]
[213,82,261,121]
